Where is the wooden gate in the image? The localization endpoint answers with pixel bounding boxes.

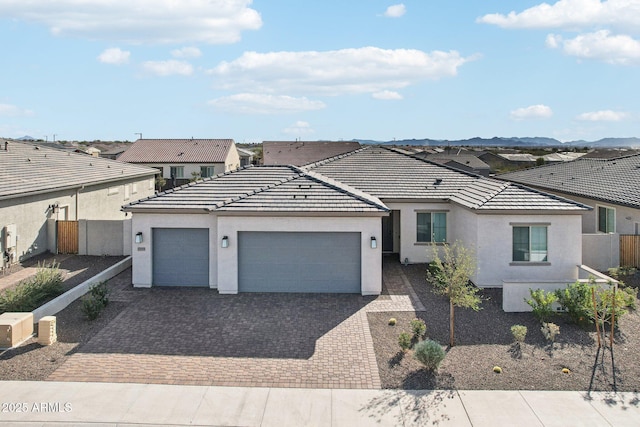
[57,220,78,254]
[620,235,640,268]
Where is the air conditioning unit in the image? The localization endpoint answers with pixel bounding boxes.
[0,312,34,349]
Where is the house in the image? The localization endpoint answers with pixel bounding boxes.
[117,139,241,188]
[0,139,157,270]
[414,152,491,177]
[124,146,589,295]
[262,141,361,166]
[236,147,255,167]
[498,154,640,269]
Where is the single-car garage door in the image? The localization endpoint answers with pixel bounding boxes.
[238,231,361,293]
[152,228,209,287]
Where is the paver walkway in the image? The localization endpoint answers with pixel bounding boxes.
[47,258,424,389]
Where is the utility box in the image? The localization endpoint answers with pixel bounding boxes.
[37,316,57,346]
[3,224,17,249]
[0,312,34,349]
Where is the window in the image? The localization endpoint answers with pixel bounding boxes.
[416,212,447,243]
[124,184,130,200]
[597,206,615,233]
[513,226,547,262]
[200,166,215,178]
[132,183,138,194]
[108,186,119,195]
[170,166,184,178]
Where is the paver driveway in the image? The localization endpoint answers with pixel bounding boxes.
[48,258,424,389]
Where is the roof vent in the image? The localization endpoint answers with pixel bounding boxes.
[434,178,443,185]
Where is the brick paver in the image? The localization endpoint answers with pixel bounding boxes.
[48,257,422,389]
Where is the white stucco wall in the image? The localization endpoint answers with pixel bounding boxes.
[474,213,582,287]
[130,213,217,288]
[216,215,382,295]
[385,202,452,264]
[382,201,583,288]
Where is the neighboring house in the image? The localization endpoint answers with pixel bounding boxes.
[415,152,491,177]
[124,146,589,295]
[262,141,361,166]
[237,147,255,167]
[0,139,157,270]
[498,154,640,269]
[117,139,240,188]
[541,152,586,163]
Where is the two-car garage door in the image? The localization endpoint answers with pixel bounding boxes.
[152,229,362,293]
[238,231,361,293]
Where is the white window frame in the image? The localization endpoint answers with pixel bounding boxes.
[415,211,447,244]
[200,166,216,178]
[597,205,616,233]
[170,166,184,178]
[511,223,549,264]
[108,186,119,195]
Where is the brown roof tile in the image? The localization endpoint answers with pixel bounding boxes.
[117,139,235,163]
[262,141,361,166]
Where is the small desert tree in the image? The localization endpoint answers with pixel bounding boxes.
[427,241,481,347]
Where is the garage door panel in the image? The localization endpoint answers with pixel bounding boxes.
[153,228,209,287]
[238,231,361,293]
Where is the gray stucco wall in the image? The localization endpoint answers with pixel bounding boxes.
[0,176,154,263]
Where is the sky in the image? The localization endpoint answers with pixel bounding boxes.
[0,0,638,143]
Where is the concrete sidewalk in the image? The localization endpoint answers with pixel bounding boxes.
[1,382,638,426]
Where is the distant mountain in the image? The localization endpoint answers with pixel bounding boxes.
[355,137,640,148]
[17,135,36,141]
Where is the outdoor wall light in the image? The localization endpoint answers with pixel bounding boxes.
[135,232,143,244]
[370,236,377,249]
[221,236,229,248]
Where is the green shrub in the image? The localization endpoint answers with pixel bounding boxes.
[525,288,557,323]
[510,324,527,343]
[89,281,109,307]
[0,261,63,313]
[554,281,593,324]
[398,332,412,352]
[596,286,636,325]
[410,318,427,339]
[541,322,560,342]
[413,339,445,371]
[80,282,109,321]
[388,318,397,326]
[81,297,103,321]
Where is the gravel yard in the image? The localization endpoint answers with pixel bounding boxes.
[368,263,640,392]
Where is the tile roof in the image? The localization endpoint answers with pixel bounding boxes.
[419,153,491,170]
[498,154,640,209]
[124,165,388,214]
[0,139,157,200]
[262,141,361,166]
[306,147,589,211]
[117,139,235,163]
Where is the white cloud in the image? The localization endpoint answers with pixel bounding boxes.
[477,0,640,32]
[551,30,640,64]
[0,103,34,117]
[97,47,130,65]
[576,109,630,121]
[283,121,314,135]
[142,60,194,76]
[510,104,553,120]
[384,4,406,18]
[209,47,473,96]
[171,47,202,59]
[372,90,403,100]
[0,0,262,44]
[208,94,326,114]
